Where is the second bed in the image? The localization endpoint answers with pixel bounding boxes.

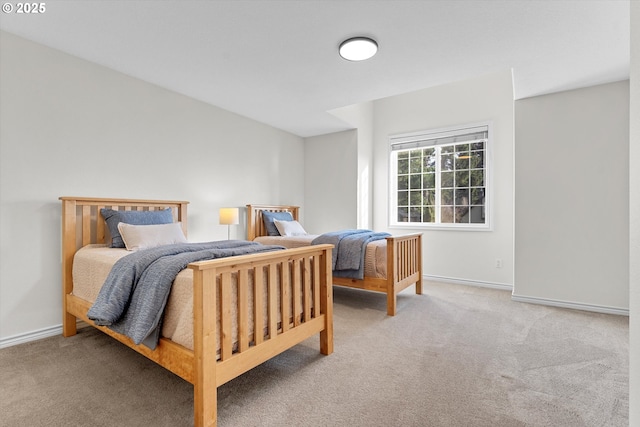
[246,204,423,315]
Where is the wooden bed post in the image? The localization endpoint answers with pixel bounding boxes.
[415,234,423,295]
[178,202,188,238]
[386,236,397,316]
[60,198,78,337]
[193,268,217,427]
[320,248,334,355]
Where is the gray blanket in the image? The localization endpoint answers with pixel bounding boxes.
[87,240,284,349]
[311,230,390,280]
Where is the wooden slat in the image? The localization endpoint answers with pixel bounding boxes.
[237,269,249,352]
[313,256,320,318]
[82,205,91,246]
[220,272,233,361]
[96,205,105,244]
[268,263,278,338]
[303,257,311,322]
[292,259,301,327]
[253,267,264,345]
[280,262,290,333]
[398,240,404,280]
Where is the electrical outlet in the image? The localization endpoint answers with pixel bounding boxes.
[495,258,503,268]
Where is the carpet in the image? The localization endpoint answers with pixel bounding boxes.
[0,281,629,426]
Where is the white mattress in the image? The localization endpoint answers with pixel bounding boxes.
[254,235,387,279]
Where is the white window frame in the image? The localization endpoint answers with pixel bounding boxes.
[388,122,492,231]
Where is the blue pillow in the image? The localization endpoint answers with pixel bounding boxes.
[262,211,293,236]
[101,208,174,248]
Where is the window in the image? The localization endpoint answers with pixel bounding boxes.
[389,123,490,229]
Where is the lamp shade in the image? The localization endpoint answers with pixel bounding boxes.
[219,207,239,225]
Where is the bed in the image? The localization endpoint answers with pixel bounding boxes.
[246,204,423,316]
[60,197,334,427]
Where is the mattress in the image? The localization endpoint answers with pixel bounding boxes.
[72,244,288,352]
[254,235,387,279]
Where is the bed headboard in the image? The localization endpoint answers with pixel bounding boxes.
[59,197,189,301]
[246,204,299,240]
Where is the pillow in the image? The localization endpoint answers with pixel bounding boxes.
[273,219,308,237]
[101,208,174,248]
[117,222,187,251]
[261,210,293,236]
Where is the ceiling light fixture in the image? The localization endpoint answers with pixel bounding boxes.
[339,37,378,61]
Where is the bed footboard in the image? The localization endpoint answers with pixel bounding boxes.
[189,244,334,426]
[385,233,422,315]
[332,232,422,315]
[247,203,424,316]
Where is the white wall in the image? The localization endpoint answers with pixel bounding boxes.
[0,32,305,343]
[371,70,515,287]
[328,102,375,229]
[304,130,358,233]
[514,81,629,312]
[629,1,639,423]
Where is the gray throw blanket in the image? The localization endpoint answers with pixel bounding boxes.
[87,240,284,349]
[311,230,390,280]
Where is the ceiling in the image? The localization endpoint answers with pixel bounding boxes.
[0,0,630,137]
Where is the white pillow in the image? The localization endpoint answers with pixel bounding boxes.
[273,219,308,236]
[117,222,187,251]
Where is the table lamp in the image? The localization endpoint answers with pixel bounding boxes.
[219,207,239,240]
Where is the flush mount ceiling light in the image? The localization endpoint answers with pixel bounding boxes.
[339,37,378,61]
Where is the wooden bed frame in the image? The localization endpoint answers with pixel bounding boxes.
[246,204,423,316]
[60,197,334,427]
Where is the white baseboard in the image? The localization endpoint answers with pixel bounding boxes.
[511,293,629,316]
[425,275,629,316]
[424,274,513,291]
[0,324,63,349]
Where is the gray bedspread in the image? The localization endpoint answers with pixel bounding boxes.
[311,230,390,280]
[87,240,284,349]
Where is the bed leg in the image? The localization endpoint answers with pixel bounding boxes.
[320,324,333,355]
[194,385,216,427]
[62,312,77,337]
[415,277,423,295]
[386,289,397,316]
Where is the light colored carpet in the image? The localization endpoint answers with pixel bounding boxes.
[0,281,629,426]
